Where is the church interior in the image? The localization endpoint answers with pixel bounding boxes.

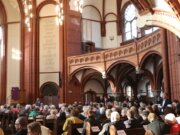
[0,0,180,134]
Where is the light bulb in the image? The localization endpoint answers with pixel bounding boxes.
[55,17,59,25]
[60,3,63,8]
[30,13,33,18]
[25,17,29,24]
[28,4,32,10]
[55,5,60,12]
[28,27,31,32]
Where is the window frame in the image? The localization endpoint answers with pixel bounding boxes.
[121,2,138,42]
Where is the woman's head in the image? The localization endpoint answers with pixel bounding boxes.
[148,113,158,123]
[27,122,41,135]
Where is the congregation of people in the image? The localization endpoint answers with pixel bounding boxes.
[0,92,180,135]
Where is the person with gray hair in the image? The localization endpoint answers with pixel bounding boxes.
[99,111,125,135]
[15,116,28,135]
[107,111,126,134]
[102,109,112,126]
[164,113,180,134]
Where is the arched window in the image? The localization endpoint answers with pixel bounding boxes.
[146,82,153,97]
[125,85,133,97]
[122,3,138,41]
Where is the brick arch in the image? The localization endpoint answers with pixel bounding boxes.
[117,67,135,87]
[39,81,59,97]
[36,0,57,16]
[150,20,180,38]
[107,60,136,74]
[69,66,103,80]
[139,51,162,68]
[39,81,59,105]
[107,62,135,94]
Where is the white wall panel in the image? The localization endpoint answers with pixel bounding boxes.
[91,22,102,48]
[82,20,102,48]
[104,22,118,48]
[105,0,117,14]
[6,23,21,103]
[39,3,60,88]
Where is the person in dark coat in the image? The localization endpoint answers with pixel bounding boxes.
[147,113,170,135]
[14,116,28,135]
[160,92,171,113]
[124,109,142,129]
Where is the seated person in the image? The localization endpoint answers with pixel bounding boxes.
[124,109,142,129]
[160,92,171,113]
[101,109,112,126]
[147,113,170,135]
[46,109,57,119]
[82,109,100,135]
[27,121,42,135]
[121,108,128,122]
[15,116,28,135]
[97,107,107,123]
[141,110,150,126]
[62,107,83,134]
[99,111,125,135]
[108,111,126,130]
[29,106,40,117]
[165,113,180,134]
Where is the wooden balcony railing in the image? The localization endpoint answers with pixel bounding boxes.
[68,30,162,75]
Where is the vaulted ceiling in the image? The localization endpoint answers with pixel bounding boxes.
[131,0,180,20]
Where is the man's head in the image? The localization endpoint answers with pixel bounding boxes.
[15,116,28,131]
[162,92,168,99]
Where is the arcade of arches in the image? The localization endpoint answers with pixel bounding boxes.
[0,0,180,105]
